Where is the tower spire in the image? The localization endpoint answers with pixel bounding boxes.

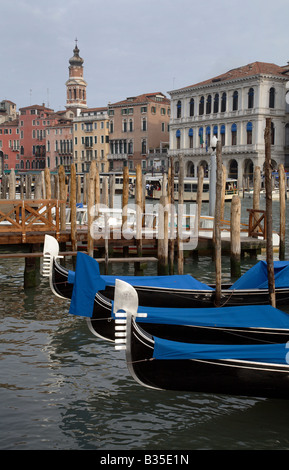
[65,40,87,112]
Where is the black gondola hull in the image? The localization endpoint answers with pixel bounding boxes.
[87,292,289,344]
[52,259,289,308]
[128,319,289,399]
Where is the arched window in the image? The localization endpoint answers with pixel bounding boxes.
[213,125,218,137]
[221,92,227,112]
[189,98,194,116]
[285,123,289,147]
[271,122,275,145]
[176,129,181,149]
[269,87,275,108]
[232,91,238,111]
[248,88,254,108]
[199,127,204,147]
[229,159,238,179]
[128,140,133,154]
[231,123,237,145]
[206,126,211,148]
[220,125,225,146]
[177,100,182,118]
[206,95,212,114]
[188,128,193,148]
[141,139,147,154]
[246,122,253,144]
[214,94,219,113]
[199,96,204,115]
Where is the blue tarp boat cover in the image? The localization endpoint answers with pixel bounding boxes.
[153,336,289,364]
[68,252,211,289]
[230,260,289,290]
[123,303,289,330]
[69,252,212,317]
[69,253,289,332]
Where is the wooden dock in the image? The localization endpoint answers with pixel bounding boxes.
[0,152,285,287]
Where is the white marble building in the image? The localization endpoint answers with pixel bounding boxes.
[168,62,289,187]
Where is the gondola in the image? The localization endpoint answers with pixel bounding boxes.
[72,269,289,346]
[114,280,289,399]
[43,234,289,308]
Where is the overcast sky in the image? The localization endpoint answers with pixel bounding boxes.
[2,0,289,111]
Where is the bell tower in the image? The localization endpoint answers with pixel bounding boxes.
[66,39,87,113]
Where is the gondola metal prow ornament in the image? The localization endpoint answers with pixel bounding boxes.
[42,235,63,278]
[114,279,147,350]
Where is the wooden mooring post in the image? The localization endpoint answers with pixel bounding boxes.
[230,195,241,278]
[197,165,204,228]
[158,195,169,275]
[70,163,77,253]
[135,164,143,275]
[177,154,184,274]
[168,156,175,274]
[214,141,222,307]
[122,165,129,258]
[264,117,276,307]
[278,163,286,260]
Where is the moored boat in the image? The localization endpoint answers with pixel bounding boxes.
[43,235,289,308]
[114,279,289,399]
[130,175,238,202]
[68,260,289,345]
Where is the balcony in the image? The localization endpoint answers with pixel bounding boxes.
[168,144,259,158]
[107,153,128,161]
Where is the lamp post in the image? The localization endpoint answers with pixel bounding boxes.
[209,135,218,216]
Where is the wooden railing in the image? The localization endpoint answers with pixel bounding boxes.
[0,199,65,242]
[247,209,266,239]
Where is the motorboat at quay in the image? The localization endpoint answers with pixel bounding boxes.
[129,175,238,202]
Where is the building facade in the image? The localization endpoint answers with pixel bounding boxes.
[18,104,59,171]
[168,62,289,186]
[46,119,73,172]
[0,119,20,173]
[73,107,110,173]
[107,92,170,172]
[0,100,18,124]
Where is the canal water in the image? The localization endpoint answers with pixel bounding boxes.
[1,196,289,451]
